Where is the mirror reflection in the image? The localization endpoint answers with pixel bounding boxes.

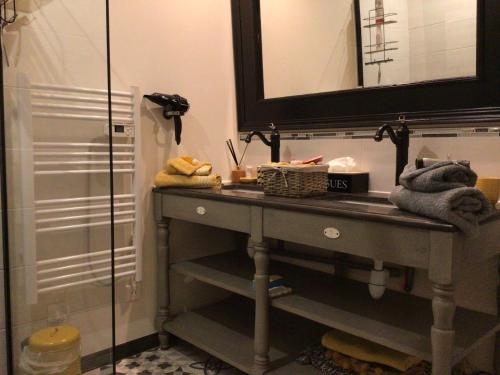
[260,0,477,99]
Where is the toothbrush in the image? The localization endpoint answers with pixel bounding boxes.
[226,139,239,166]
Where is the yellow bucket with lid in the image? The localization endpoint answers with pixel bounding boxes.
[20,326,81,375]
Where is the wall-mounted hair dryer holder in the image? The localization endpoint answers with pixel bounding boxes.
[144,93,190,145]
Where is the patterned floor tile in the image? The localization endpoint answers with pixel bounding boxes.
[85,343,243,375]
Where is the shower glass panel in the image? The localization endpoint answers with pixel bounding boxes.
[1,118,9,374]
[1,0,122,373]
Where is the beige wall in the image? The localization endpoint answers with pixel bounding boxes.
[0,0,498,373]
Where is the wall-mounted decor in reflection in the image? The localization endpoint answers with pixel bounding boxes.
[359,0,477,88]
[362,0,399,84]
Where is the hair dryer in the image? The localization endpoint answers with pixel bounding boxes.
[144,93,190,145]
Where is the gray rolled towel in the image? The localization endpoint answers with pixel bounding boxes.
[389,185,495,237]
[399,161,477,192]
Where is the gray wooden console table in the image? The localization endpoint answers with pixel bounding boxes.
[153,186,500,375]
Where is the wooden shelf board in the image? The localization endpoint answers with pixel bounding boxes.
[171,251,500,364]
[172,253,255,299]
[165,296,327,374]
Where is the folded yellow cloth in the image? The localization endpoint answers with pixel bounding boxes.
[166,164,212,176]
[321,330,421,372]
[154,171,221,189]
[166,157,212,176]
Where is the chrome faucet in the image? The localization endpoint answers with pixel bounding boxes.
[245,123,280,163]
[374,117,410,185]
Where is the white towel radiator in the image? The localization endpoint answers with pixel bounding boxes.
[17,74,144,304]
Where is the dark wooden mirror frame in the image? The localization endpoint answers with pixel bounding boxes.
[232,0,500,132]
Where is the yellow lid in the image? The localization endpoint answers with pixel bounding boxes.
[29,326,80,353]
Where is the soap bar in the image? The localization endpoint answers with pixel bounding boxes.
[328,172,369,193]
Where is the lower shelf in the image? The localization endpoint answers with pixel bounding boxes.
[164,296,326,374]
[171,251,500,365]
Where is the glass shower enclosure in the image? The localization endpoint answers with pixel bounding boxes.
[1,1,141,373]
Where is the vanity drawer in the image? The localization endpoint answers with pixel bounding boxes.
[162,195,251,233]
[263,208,429,266]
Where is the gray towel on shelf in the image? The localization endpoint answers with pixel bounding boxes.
[389,185,495,237]
[399,161,477,192]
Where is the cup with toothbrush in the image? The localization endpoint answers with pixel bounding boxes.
[226,139,247,183]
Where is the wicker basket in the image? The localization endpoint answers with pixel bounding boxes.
[258,164,329,198]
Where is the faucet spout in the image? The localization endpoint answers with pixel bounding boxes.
[374,124,394,143]
[245,124,280,162]
[245,131,272,147]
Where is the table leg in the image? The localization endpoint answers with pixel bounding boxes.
[156,218,171,349]
[252,239,270,375]
[495,255,500,373]
[431,283,456,375]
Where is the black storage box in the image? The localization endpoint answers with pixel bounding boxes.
[328,172,369,193]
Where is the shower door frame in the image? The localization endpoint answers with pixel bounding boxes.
[0,19,14,374]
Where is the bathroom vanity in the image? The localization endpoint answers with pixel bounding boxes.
[154,186,500,375]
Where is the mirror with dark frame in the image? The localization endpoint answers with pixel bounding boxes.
[232,0,500,131]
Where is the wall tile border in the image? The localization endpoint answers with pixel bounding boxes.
[240,126,500,141]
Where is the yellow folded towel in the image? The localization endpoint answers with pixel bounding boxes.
[154,171,221,189]
[321,330,421,372]
[166,157,212,176]
[166,164,212,176]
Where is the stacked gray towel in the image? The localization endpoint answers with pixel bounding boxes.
[390,161,495,237]
[399,160,477,192]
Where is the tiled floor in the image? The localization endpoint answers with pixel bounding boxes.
[84,343,243,375]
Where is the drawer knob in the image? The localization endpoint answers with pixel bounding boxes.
[196,206,207,215]
[324,227,340,239]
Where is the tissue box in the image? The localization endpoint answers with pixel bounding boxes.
[328,172,369,193]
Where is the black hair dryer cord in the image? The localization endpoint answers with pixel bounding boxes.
[174,115,182,145]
